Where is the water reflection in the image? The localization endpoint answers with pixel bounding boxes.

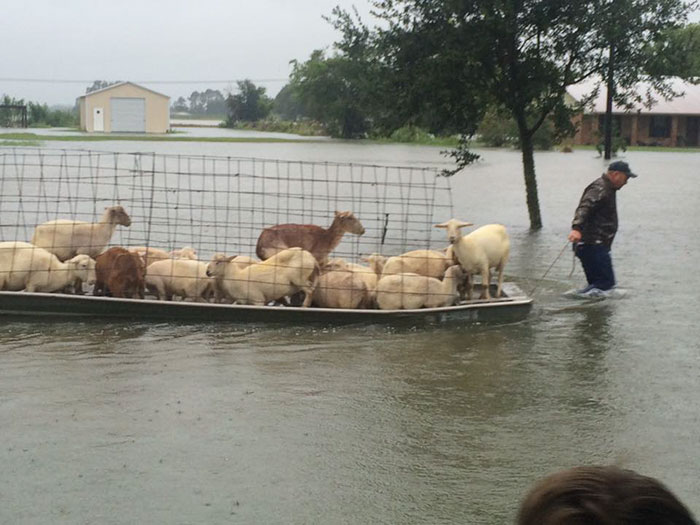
[1,146,700,523]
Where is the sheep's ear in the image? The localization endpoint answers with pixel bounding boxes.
[457,221,474,229]
[434,222,448,228]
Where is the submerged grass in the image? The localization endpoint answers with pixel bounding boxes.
[0,132,324,144]
[0,132,697,152]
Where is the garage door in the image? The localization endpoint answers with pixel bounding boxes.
[110,97,145,132]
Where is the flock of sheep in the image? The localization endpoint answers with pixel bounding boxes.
[0,205,511,311]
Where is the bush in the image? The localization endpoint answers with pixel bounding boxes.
[389,125,434,143]
[594,123,628,156]
[28,103,78,128]
[230,118,327,136]
[477,110,517,147]
[477,109,555,150]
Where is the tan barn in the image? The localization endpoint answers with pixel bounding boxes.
[77,82,170,133]
[568,78,700,147]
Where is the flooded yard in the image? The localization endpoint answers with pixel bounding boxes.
[1,140,699,524]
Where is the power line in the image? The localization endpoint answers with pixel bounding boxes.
[0,78,288,84]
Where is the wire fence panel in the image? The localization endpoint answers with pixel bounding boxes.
[0,147,454,263]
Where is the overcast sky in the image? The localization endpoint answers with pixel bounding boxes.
[0,0,376,106]
[2,1,698,107]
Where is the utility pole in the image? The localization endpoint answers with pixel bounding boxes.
[604,44,615,160]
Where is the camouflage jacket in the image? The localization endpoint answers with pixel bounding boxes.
[571,175,618,247]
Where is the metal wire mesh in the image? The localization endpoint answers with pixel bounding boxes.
[0,147,454,262]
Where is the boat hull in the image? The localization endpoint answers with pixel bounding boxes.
[0,283,532,326]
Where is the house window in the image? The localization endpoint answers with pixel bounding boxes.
[649,116,671,138]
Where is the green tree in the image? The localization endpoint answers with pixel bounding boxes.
[289,49,373,138]
[592,1,691,159]
[200,89,226,115]
[187,89,226,115]
[272,84,306,120]
[645,23,700,77]
[172,96,189,112]
[333,0,692,228]
[225,80,272,125]
[0,95,26,127]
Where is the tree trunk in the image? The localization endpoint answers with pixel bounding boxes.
[604,44,615,160]
[515,114,543,229]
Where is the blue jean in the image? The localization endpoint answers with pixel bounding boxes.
[575,243,616,291]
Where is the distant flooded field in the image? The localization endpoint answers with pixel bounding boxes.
[1,140,699,524]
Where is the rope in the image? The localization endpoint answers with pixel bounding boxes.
[529,241,572,296]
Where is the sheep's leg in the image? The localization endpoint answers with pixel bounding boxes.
[300,286,314,307]
[154,283,167,300]
[462,273,471,301]
[72,277,84,295]
[495,262,505,298]
[479,266,491,300]
[465,273,474,301]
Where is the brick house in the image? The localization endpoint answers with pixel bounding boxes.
[568,78,700,147]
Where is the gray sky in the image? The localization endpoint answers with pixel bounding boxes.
[1,0,375,106]
[2,1,698,107]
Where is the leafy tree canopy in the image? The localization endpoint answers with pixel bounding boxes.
[645,23,700,77]
[289,49,374,138]
[330,0,694,228]
[225,80,272,125]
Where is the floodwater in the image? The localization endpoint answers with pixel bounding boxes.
[1,138,699,524]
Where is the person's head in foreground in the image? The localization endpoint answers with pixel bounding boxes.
[517,466,697,525]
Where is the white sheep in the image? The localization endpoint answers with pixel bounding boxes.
[312,269,369,309]
[434,219,510,300]
[323,254,387,308]
[381,249,451,280]
[128,245,198,267]
[145,259,212,301]
[31,205,132,261]
[170,246,197,260]
[0,241,96,293]
[207,253,258,303]
[206,247,318,306]
[376,265,465,310]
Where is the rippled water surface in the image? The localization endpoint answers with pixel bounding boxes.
[1,140,699,524]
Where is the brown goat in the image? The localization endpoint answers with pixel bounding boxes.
[255,211,365,264]
[94,247,145,299]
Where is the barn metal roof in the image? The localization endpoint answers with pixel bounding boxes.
[567,77,700,115]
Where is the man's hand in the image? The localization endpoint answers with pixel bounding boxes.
[568,229,582,243]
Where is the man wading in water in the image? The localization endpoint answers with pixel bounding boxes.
[567,160,637,297]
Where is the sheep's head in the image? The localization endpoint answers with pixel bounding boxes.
[206,254,233,277]
[69,254,97,285]
[108,205,131,227]
[335,211,365,235]
[435,219,473,244]
[361,253,387,275]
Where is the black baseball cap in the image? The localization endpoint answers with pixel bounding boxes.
[608,160,637,178]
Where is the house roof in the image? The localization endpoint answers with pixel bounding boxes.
[77,81,169,100]
[567,77,700,115]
